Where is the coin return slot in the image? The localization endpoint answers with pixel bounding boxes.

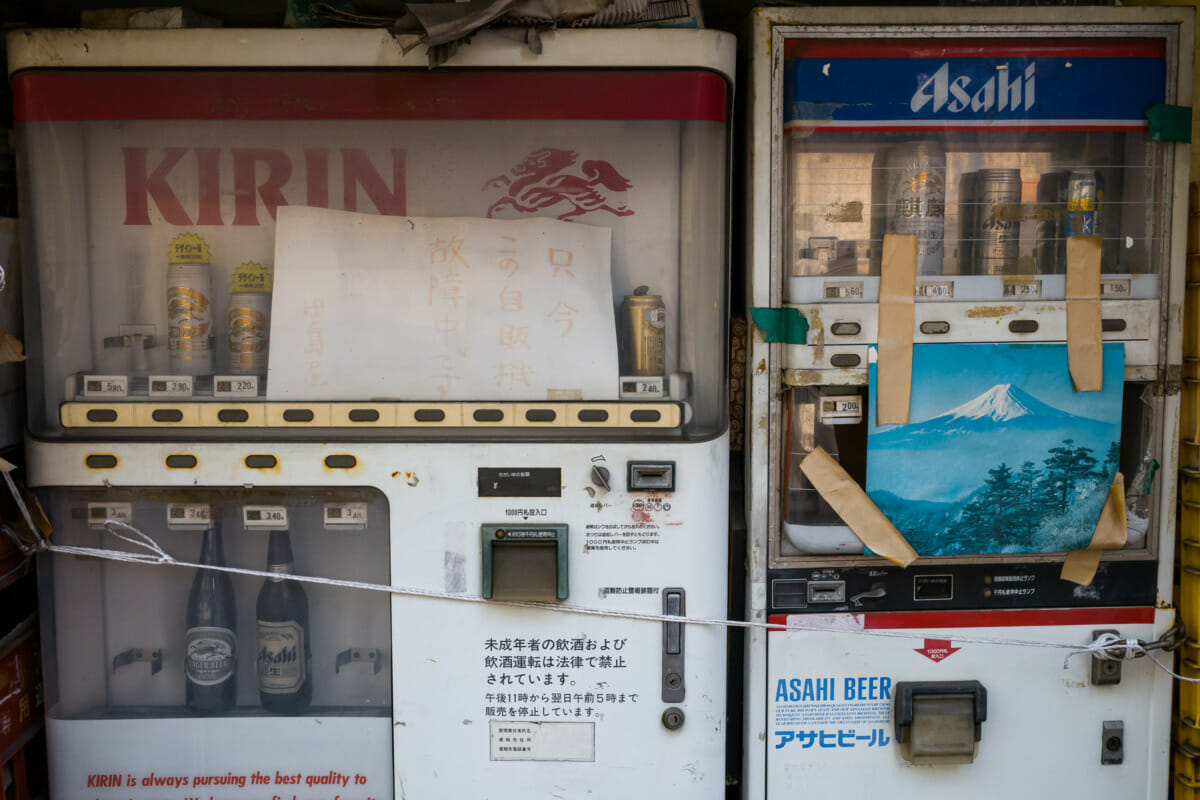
[829,354,861,368]
[894,681,987,765]
[245,454,277,469]
[1008,320,1039,333]
[806,580,846,604]
[525,409,557,422]
[481,525,568,602]
[325,455,357,469]
[1101,318,1127,332]
[165,454,197,469]
[85,454,118,469]
[830,322,861,336]
[474,409,505,422]
[628,461,675,491]
[414,409,445,423]
[577,409,609,423]
[347,409,380,423]
[920,321,951,335]
[217,409,250,423]
[630,409,662,423]
[151,408,183,423]
[282,409,314,423]
[86,409,118,423]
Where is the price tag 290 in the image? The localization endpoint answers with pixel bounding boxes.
[324,502,368,530]
[243,505,289,531]
[167,503,211,530]
[87,502,131,529]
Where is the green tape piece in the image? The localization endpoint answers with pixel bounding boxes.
[1147,103,1192,143]
[750,307,809,344]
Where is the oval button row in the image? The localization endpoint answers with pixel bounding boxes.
[86,453,361,471]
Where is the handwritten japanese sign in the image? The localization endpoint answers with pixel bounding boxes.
[269,207,618,400]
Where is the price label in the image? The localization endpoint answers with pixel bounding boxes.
[214,375,260,398]
[1002,280,1043,299]
[148,375,195,398]
[82,375,129,398]
[324,502,368,530]
[823,281,864,300]
[619,376,665,399]
[1101,279,1132,298]
[87,502,131,529]
[167,503,211,530]
[243,504,289,531]
[915,281,953,299]
[819,395,863,423]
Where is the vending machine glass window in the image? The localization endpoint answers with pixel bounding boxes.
[11,33,729,441]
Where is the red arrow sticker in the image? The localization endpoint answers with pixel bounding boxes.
[915,638,960,663]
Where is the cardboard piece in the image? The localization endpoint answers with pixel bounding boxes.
[1066,235,1103,392]
[800,446,918,567]
[876,234,917,425]
[0,332,24,364]
[1060,473,1126,585]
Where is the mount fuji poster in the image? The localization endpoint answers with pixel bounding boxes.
[866,342,1124,556]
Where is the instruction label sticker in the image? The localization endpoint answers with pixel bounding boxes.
[772,674,893,753]
[489,721,595,762]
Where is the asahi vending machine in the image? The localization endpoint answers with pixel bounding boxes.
[743,8,1192,798]
[9,27,734,798]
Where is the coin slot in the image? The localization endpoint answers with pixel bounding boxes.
[1101,318,1127,332]
[630,409,662,423]
[414,409,445,422]
[628,461,675,491]
[525,409,557,422]
[829,354,861,367]
[245,454,277,469]
[830,322,862,336]
[217,409,250,423]
[577,409,609,423]
[165,454,197,469]
[86,409,118,423]
[85,454,118,469]
[474,409,505,423]
[347,408,380,423]
[1008,320,1039,333]
[920,321,951,335]
[807,580,846,604]
[324,455,357,469]
[282,408,315,423]
[151,408,184,423]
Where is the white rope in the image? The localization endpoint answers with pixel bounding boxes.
[12,518,1168,670]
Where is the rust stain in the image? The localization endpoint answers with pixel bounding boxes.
[965,305,1015,318]
[755,358,767,375]
[631,508,652,525]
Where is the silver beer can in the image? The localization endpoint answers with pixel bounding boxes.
[885,141,946,276]
[620,287,666,377]
[1035,170,1071,274]
[974,168,1023,275]
[229,292,271,376]
[1066,169,1104,238]
[167,261,214,375]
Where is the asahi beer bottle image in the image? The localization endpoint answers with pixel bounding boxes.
[166,233,214,375]
[185,523,237,714]
[256,530,312,713]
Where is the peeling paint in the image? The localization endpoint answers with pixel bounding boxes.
[755,358,768,375]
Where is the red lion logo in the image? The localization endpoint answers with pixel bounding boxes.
[483,148,634,221]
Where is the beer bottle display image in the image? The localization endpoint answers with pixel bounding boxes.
[256,530,313,713]
[185,523,237,714]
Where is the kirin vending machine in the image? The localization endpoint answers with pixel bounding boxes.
[9,27,734,798]
[743,7,1192,798]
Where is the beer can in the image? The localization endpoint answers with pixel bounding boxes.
[974,168,1022,275]
[1066,169,1105,238]
[167,261,214,375]
[957,171,977,274]
[1035,170,1070,274]
[885,141,946,276]
[620,287,666,377]
[229,292,271,375]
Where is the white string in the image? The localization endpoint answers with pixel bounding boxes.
[18,518,1173,671]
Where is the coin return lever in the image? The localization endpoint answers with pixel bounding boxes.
[481,525,569,602]
[894,681,987,765]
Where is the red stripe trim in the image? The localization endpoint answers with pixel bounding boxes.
[13,70,728,123]
[768,607,1155,629]
[784,37,1166,60]
[784,125,1146,133]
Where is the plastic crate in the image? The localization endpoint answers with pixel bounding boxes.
[1184,469,1200,504]
[1179,774,1200,800]
[1183,660,1200,721]
[1182,567,1200,621]
[1177,743,1200,782]
[1180,716,1200,750]
[1188,282,1200,358]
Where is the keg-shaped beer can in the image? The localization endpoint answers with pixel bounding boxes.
[974,169,1023,275]
[228,261,272,376]
[885,141,946,276]
[166,233,214,375]
[1035,170,1071,274]
[620,287,666,377]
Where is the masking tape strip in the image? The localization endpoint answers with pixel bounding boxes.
[799,446,917,568]
[749,307,809,344]
[1066,235,1103,392]
[1147,103,1193,143]
[1060,473,1126,586]
[877,234,917,425]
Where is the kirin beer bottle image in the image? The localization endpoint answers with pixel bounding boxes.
[256,530,312,713]
[185,523,237,714]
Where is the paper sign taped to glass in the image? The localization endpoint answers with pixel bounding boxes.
[268,206,619,400]
[865,342,1125,557]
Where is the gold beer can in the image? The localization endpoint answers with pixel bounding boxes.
[228,261,272,376]
[620,286,666,377]
[166,233,214,376]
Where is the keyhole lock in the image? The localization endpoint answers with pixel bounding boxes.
[662,707,685,730]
